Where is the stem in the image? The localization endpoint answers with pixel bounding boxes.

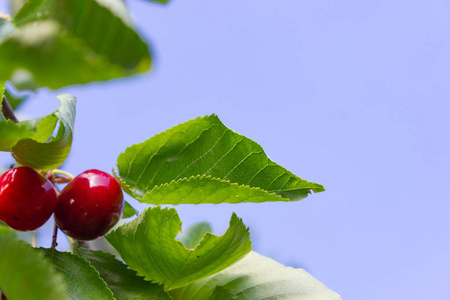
[51,169,75,180]
[30,231,36,247]
[51,222,58,249]
[1,96,19,123]
[68,237,80,254]
[50,183,61,250]
[49,176,91,252]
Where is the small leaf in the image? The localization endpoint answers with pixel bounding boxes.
[79,248,171,300]
[178,222,212,250]
[40,249,115,300]
[0,232,67,300]
[0,0,150,89]
[117,115,324,205]
[170,252,341,300]
[121,200,139,219]
[106,206,251,290]
[0,93,76,170]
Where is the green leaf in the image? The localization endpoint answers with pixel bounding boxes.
[0,220,11,233]
[117,115,324,205]
[121,200,139,219]
[170,252,342,300]
[0,232,67,300]
[79,248,171,300]
[106,206,251,290]
[0,81,4,101]
[0,93,76,170]
[40,249,115,300]
[0,0,150,89]
[178,222,212,250]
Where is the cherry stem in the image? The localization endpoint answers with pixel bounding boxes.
[1,95,19,123]
[49,170,92,253]
[30,231,36,247]
[51,222,58,249]
[50,183,61,250]
[51,169,75,180]
[68,237,80,254]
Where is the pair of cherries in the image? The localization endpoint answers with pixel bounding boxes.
[0,167,124,240]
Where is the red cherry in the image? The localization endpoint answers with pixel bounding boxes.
[0,166,57,231]
[54,169,124,240]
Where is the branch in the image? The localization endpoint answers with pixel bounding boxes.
[2,96,19,123]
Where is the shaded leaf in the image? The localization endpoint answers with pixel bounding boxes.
[0,93,76,170]
[79,248,171,300]
[106,206,251,290]
[178,222,212,250]
[0,0,150,89]
[0,232,66,300]
[41,249,115,300]
[170,252,341,300]
[117,115,324,205]
[121,200,139,219]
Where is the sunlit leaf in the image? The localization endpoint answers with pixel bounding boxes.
[117,115,324,205]
[106,206,251,290]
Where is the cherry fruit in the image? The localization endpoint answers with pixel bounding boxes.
[54,169,124,240]
[0,166,57,231]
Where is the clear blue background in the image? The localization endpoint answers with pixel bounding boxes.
[1,1,450,299]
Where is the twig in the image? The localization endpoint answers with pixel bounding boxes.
[1,96,19,123]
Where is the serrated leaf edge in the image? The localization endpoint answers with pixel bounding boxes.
[107,207,251,290]
[147,175,286,204]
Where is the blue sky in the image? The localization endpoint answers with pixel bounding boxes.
[1,1,450,299]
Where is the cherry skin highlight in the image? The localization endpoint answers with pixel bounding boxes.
[0,166,57,231]
[54,169,124,240]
